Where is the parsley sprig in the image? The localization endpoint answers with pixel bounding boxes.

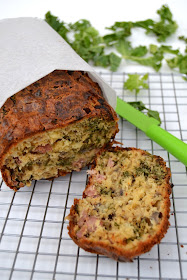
[105,5,178,43]
[128,101,161,124]
[124,74,161,124]
[124,73,149,95]
[45,5,186,75]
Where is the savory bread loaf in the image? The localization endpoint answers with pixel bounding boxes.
[67,147,171,261]
[0,70,118,191]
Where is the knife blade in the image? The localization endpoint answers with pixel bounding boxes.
[116,97,187,166]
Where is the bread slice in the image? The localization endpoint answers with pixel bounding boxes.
[67,147,171,262]
[0,70,118,191]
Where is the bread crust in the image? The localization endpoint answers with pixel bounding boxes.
[0,70,118,189]
[68,147,171,262]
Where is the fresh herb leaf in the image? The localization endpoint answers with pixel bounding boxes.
[148,5,178,42]
[103,26,132,46]
[147,109,161,123]
[150,21,178,42]
[129,53,163,71]
[127,101,146,111]
[164,35,187,78]
[45,5,185,74]
[115,39,132,56]
[127,101,161,124]
[131,46,148,57]
[94,54,110,68]
[69,19,91,31]
[166,56,179,69]
[167,54,187,75]
[69,20,104,62]
[94,52,122,71]
[149,44,158,54]
[45,11,70,42]
[116,40,163,71]
[157,4,173,22]
[106,5,177,43]
[124,73,149,94]
[103,33,120,46]
[178,35,187,44]
[159,45,179,55]
[178,36,187,54]
[109,53,122,71]
[132,19,154,30]
[150,44,179,55]
[178,55,187,75]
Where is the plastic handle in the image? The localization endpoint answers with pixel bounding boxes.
[146,124,187,166]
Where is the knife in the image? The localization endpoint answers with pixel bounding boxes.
[115,97,187,166]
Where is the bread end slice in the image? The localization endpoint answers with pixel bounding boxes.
[67,147,171,261]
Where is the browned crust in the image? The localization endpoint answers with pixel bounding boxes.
[68,147,171,262]
[0,70,118,189]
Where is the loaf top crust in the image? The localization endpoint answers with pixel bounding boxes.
[0,70,118,167]
[67,147,171,261]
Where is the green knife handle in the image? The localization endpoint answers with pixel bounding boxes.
[146,125,187,166]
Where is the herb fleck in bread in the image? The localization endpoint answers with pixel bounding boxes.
[67,147,171,261]
[0,70,118,191]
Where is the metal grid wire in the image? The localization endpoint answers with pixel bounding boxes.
[0,72,187,280]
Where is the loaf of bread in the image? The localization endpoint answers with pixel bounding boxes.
[0,70,118,191]
[67,147,171,261]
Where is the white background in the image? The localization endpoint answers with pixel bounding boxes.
[0,0,187,73]
[0,3,187,279]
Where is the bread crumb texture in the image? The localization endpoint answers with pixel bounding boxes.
[68,147,171,261]
[2,118,116,189]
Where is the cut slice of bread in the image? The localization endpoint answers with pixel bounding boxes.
[67,147,171,262]
[0,70,118,190]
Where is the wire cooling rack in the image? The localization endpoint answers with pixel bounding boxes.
[0,72,187,280]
